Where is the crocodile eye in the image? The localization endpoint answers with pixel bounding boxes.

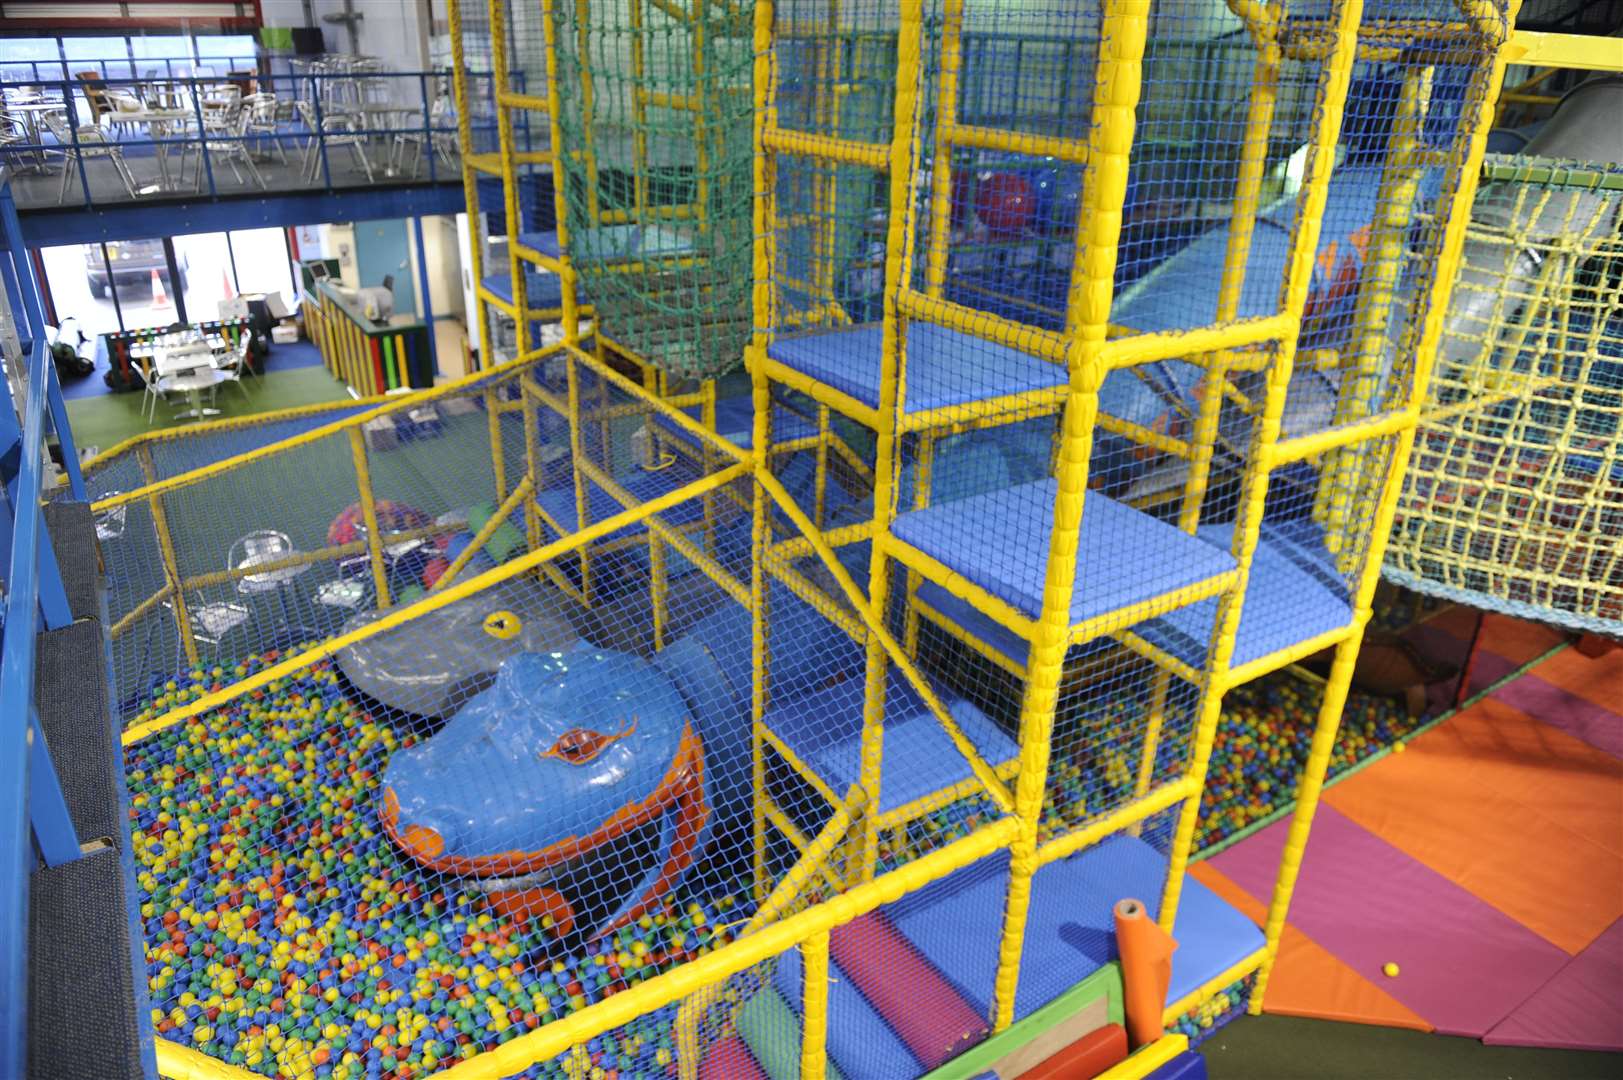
[540,716,638,765]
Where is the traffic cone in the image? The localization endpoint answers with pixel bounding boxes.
[150,268,173,312]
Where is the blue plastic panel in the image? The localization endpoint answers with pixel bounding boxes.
[768,323,1065,413]
[893,481,1236,628]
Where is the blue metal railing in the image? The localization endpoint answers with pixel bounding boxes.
[0,170,90,1076]
[1,68,503,211]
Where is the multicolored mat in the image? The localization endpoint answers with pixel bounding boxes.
[1195,615,1623,1052]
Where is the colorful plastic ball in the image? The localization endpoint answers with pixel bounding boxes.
[974,172,1033,237]
[1383,962,1400,978]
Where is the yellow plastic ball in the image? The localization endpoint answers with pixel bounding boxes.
[1383,962,1400,978]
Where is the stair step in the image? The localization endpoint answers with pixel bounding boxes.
[35,620,123,847]
[42,501,101,624]
[28,848,146,1080]
[774,936,926,1080]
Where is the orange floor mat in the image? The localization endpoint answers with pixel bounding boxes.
[1326,707,1623,956]
[1526,647,1623,719]
[1188,863,1431,1032]
[1417,698,1623,860]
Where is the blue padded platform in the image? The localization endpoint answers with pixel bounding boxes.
[915,581,1119,672]
[775,943,922,1079]
[535,467,708,542]
[892,480,1236,630]
[481,270,566,311]
[517,230,562,259]
[767,322,1066,413]
[888,835,1264,1022]
[1136,521,1352,669]
[762,677,1017,815]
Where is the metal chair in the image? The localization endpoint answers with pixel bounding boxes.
[242,92,288,163]
[42,110,137,203]
[296,99,374,183]
[185,101,266,191]
[215,331,255,400]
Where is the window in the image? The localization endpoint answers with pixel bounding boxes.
[1,38,60,85]
[173,232,235,325]
[229,228,296,312]
[40,244,122,343]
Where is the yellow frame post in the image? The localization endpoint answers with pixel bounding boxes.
[348,425,392,610]
[138,444,200,670]
[447,0,490,366]
[1250,1,1523,1012]
[991,0,1151,1032]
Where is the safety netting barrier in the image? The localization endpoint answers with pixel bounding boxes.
[1387,154,1623,635]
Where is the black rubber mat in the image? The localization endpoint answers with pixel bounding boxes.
[28,848,145,1080]
[42,501,101,623]
[35,621,122,847]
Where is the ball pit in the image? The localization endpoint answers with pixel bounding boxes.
[1168,973,1256,1046]
[124,649,742,1079]
[1193,670,1424,854]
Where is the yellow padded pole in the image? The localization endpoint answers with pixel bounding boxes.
[1158,0,1366,935]
[138,445,200,670]
[991,0,1151,1033]
[447,0,489,364]
[489,0,531,358]
[1250,0,1523,1012]
[539,0,583,339]
[801,931,831,1080]
[348,425,393,611]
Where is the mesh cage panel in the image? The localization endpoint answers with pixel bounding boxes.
[549,0,757,378]
[1388,157,1623,635]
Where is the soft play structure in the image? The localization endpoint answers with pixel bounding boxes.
[62,2,1536,1078]
[1385,77,1623,637]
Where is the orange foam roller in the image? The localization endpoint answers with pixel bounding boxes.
[1115,898,1176,1048]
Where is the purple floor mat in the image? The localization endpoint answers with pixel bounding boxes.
[1486,917,1623,1051]
[1209,805,1569,1037]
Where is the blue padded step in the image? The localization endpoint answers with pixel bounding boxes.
[1136,520,1352,670]
[892,480,1236,632]
[517,230,562,259]
[767,322,1066,414]
[761,676,1016,815]
[534,466,709,542]
[888,835,1264,1022]
[481,270,566,311]
[775,934,923,1080]
[911,581,1107,672]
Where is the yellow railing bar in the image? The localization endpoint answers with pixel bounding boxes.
[1095,1034,1189,1080]
[576,458,751,607]
[109,583,173,641]
[1067,569,1237,648]
[922,0,966,297]
[762,546,868,643]
[348,425,392,609]
[944,122,1091,164]
[757,354,880,429]
[92,359,537,513]
[898,287,1069,363]
[1096,413,1193,459]
[1162,947,1266,1027]
[1114,627,1203,687]
[121,461,750,746]
[750,785,865,932]
[137,444,199,670]
[1271,408,1412,465]
[761,126,889,169]
[876,534,1036,643]
[1035,776,1197,868]
[496,89,552,111]
[430,475,536,592]
[757,469,1016,818]
[436,817,1020,1080]
[1101,313,1292,370]
[563,342,749,462]
[156,1037,262,1080]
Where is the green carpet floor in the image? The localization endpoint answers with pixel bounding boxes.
[66,367,356,456]
[1203,1014,1621,1079]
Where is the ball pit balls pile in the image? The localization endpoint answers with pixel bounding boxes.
[1169,974,1256,1045]
[1194,670,1423,852]
[125,650,740,1079]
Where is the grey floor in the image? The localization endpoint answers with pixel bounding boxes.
[9,138,463,210]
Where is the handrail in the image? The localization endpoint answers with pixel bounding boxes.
[0,174,86,1079]
[0,69,499,210]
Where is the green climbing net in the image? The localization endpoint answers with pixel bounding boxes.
[549,0,757,380]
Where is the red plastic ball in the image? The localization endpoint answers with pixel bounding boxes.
[974,172,1033,236]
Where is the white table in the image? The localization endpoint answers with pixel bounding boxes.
[108,108,193,192]
[4,101,65,173]
[162,367,224,421]
[153,341,216,377]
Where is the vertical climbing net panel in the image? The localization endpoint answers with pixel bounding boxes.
[549,0,757,379]
[1388,157,1623,634]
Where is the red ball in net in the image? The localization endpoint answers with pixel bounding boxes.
[974,172,1033,236]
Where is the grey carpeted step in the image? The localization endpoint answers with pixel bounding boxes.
[28,848,145,1080]
[42,501,101,624]
[35,620,122,847]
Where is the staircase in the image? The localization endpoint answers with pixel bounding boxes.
[4,172,154,1079]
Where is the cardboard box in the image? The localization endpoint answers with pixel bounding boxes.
[271,322,299,345]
